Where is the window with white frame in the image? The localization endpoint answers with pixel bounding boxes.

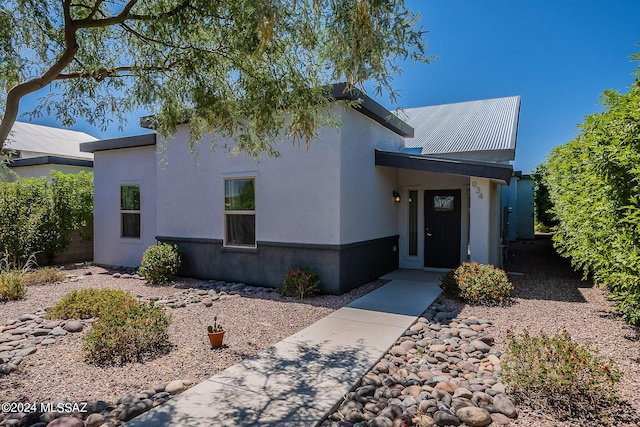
[224,178,255,246]
[120,185,140,238]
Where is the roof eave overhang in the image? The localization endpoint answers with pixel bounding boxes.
[8,156,93,168]
[375,149,513,185]
[331,83,414,137]
[140,83,414,138]
[80,133,156,153]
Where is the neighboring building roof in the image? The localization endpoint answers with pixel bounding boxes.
[4,121,96,160]
[399,96,521,162]
[8,156,93,168]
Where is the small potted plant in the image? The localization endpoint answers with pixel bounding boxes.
[207,316,225,348]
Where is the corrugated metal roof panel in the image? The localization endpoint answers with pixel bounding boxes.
[399,96,521,161]
[4,121,96,160]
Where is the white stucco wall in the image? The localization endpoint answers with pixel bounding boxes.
[339,107,405,244]
[93,146,157,267]
[9,164,92,180]
[156,110,343,245]
[469,178,504,267]
[397,170,470,269]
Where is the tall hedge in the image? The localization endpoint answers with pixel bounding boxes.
[543,53,640,325]
[0,171,93,265]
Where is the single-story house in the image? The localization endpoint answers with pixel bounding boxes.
[81,85,521,294]
[2,121,95,180]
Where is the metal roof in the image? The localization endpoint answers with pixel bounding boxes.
[4,121,96,160]
[399,96,521,162]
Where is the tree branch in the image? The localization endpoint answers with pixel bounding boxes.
[74,0,191,29]
[85,0,105,20]
[73,0,137,28]
[55,65,175,81]
[0,0,79,147]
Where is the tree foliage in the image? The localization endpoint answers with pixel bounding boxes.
[0,0,430,157]
[543,51,640,325]
[0,171,93,264]
[531,163,557,231]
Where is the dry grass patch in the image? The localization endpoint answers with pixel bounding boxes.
[23,267,66,286]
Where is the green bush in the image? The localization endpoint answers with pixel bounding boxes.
[138,243,182,284]
[46,288,137,319]
[83,300,171,364]
[543,52,640,326]
[277,267,320,299]
[501,329,621,422]
[0,171,93,265]
[439,262,513,305]
[0,270,26,301]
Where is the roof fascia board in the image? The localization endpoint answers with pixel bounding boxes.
[509,96,522,154]
[375,149,512,184]
[8,156,93,168]
[80,133,156,153]
[140,83,414,138]
[330,83,414,137]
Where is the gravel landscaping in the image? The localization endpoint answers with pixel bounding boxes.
[454,235,640,426]
[1,235,639,427]
[0,267,384,407]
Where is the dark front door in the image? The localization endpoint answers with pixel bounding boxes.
[424,190,461,268]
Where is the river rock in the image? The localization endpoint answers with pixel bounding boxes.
[456,407,492,426]
[493,393,517,418]
[63,321,83,333]
[165,380,188,395]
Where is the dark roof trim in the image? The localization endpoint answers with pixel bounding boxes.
[8,156,93,168]
[140,83,414,138]
[80,133,156,153]
[375,149,513,184]
[331,83,414,137]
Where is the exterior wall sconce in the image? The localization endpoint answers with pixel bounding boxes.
[393,191,401,203]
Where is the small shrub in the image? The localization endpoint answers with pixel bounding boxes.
[23,267,66,286]
[138,243,182,284]
[439,262,513,305]
[0,270,26,301]
[501,329,621,422]
[46,288,137,319]
[83,300,171,364]
[277,268,320,299]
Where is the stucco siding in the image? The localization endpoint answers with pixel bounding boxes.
[93,146,157,267]
[156,112,342,245]
[339,107,404,244]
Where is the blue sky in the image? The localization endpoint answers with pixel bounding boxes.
[16,0,640,173]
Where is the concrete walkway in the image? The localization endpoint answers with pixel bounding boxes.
[124,270,442,427]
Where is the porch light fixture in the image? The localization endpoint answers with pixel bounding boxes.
[393,191,401,203]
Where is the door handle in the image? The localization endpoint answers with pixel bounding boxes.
[426,233,432,237]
